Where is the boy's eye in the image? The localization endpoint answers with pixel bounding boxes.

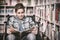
[22,12,24,13]
[18,12,20,14]
[18,12,24,14]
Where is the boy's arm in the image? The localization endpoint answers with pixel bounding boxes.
[29,17,38,34]
[7,17,18,34]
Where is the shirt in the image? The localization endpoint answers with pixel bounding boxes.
[8,16,37,32]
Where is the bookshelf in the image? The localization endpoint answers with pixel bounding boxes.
[0,0,36,34]
[0,0,15,34]
[0,0,60,40]
[35,0,60,40]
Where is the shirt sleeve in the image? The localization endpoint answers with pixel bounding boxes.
[8,17,14,28]
[7,17,14,34]
[8,17,19,31]
[29,17,38,28]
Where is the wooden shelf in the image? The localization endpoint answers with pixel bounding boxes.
[0,23,4,25]
[0,6,14,8]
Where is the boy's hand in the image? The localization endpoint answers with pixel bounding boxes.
[31,27,38,35]
[9,27,15,33]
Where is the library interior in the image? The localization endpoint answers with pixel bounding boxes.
[0,0,60,40]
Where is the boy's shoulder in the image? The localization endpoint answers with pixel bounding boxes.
[9,16,17,22]
[25,16,32,20]
[9,16,33,22]
[9,16,15,20]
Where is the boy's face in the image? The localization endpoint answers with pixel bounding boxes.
[16,9,25,20]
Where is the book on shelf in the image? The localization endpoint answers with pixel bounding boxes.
[0,8,14,15]
[0,25,5,33]
[55,4,60,23]
[6,0,17,6]
[26,7,33,14]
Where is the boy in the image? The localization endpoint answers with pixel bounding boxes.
[7,3,38,40]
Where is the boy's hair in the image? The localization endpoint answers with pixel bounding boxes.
[15,3,25,12]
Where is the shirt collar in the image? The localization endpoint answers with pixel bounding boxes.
[14,16,26,21]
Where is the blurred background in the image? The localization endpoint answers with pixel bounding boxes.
[0,0,60,40]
